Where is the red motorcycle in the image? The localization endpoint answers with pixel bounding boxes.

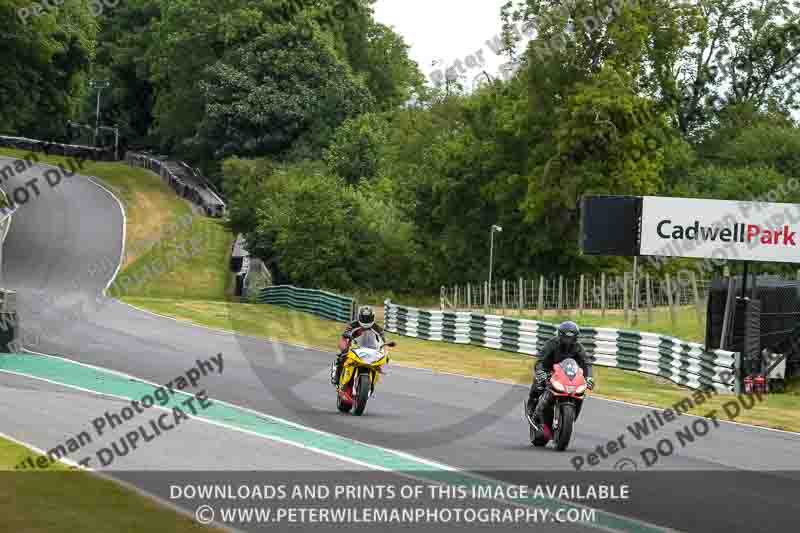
[524,358,590,451]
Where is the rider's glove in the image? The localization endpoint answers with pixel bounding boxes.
[586,377,595,390]
[535,370,548,383]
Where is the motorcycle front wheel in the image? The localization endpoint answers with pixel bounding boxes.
[352,373,371,416]
[554,403,575,451]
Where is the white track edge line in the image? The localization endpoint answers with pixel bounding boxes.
[0,429,85,470]
[85,175,126,294]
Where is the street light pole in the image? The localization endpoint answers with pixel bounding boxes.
[90,80,110,147]
[94,88,102,146]
[488,225,502,307]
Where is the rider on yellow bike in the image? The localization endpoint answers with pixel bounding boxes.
[331,306,386,387]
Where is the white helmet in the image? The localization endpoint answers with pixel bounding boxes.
[357,306,375,328]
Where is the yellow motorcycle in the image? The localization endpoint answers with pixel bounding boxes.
[335,330,395,416]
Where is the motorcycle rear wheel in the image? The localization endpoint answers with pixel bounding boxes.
[352,373,371,416]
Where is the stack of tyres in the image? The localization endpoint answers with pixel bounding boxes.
[0,289,19,352]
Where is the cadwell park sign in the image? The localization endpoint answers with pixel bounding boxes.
[579,194,800,263]
[639,196,800,263]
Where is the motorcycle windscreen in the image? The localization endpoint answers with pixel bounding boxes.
[560,358,579,380]
[358,329,381,349]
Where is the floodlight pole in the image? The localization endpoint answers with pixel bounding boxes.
[741,261,749,299]
[488,225,502,307]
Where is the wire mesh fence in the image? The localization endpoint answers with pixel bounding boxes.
[439,272,711,318]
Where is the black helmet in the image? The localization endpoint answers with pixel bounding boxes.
[357,306,375,328]
[557,321,580,346]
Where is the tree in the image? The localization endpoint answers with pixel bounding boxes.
[0,0,97,138]
[323,113,390,184]
[195,22,372,161]
[504,0,800,139]
[93,0,161,144]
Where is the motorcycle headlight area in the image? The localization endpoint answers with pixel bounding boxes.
[551,379,566,392]
[575,384,587,394]
[354,348,384,365]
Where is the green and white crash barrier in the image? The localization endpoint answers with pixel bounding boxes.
[384,300,736,392]
[258,285,355,323]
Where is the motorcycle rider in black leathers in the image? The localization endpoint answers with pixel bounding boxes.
[526,321,594,424]
[331,306,385,387]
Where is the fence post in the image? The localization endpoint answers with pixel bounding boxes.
[665,274,677,327]
[691,272,703,324]
[518,277,523,316]
[502,279,507,316]
[632,264,639,327]
[623,272,629,323]
[578,275,584,316]
[600,273,605,317]
[467,283,471,310]
[530,279,534,310]
[538,276,544,319]
[558,276,564,316]
[645,273,653,323]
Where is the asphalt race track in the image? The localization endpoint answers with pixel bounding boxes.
[2,157,800,532]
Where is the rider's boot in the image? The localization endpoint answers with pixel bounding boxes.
[533,389,554,441]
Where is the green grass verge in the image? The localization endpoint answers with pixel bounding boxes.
[0,440,217,532]
[124,296,800,433]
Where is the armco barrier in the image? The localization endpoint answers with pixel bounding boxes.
[125,152,226,217]
[258,285,355,323]
[384,301,737,392]
[0,134,112,160]
[0,185,19,353]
